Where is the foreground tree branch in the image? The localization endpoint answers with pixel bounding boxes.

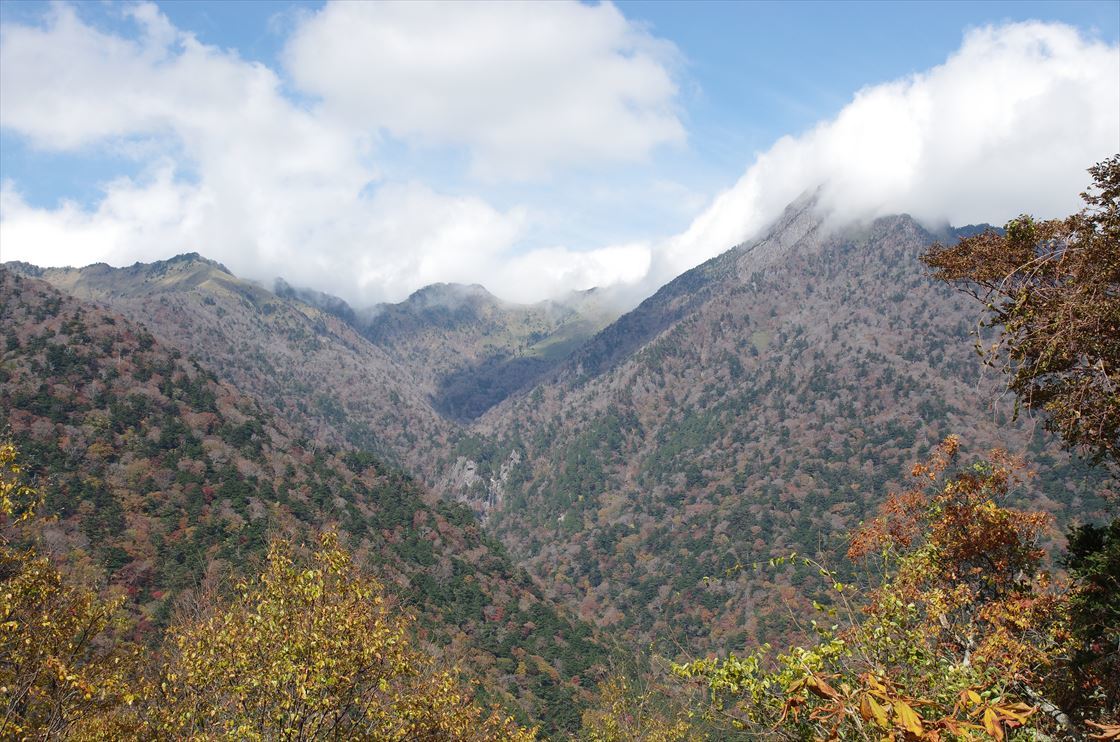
[922,154,1120,467]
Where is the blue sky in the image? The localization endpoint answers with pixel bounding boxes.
[1,1,1117,304]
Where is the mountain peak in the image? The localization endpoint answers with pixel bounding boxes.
[155,252,232,273]
[1,252,246,304]
[0,261,45,277]
[405,282,497,309]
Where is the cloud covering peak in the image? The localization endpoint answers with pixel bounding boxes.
[653,21,1120,287]
[1,4,1117,306]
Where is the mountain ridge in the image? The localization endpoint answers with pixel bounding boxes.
[448,206,1109,653]
[6,201,1097,664]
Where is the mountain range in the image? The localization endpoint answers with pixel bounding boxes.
[3,196,1109,733]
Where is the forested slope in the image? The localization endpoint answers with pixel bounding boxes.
[7,255,456,475]
[466,204,1111,653]
[0,268,612,736]
[6,199,1109,689]
[280,279,619,423]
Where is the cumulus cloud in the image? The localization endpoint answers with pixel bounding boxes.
[651,21,1120,286]
[283,1,684,180]
[0,1,667,304]
[0,6,1116,309]
[0,174,530,302]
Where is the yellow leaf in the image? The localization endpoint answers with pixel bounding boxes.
[894,701,923,737]
[866,696,889,727]
[983,708,1004,741]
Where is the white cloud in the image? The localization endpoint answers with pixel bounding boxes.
[0,173,530,304]
[0,1,667,304]
[283,0,684,180]
[492,242,652,304]
[0,8,1116,309]
[1,164,203,269]
[652,22,1120,286]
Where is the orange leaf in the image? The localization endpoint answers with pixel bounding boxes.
[995,701,1035,725]
[942,718,983,735]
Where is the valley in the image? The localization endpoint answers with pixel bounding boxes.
[2,3,1115,736]
[0,268,611,735]
[7,197,1110,634]
[2,195,1114,737]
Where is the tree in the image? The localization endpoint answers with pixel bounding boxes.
[1062,518,1120,724]
[130,531,535,741]
[924,155,1120,731]
[672,439,1092,740]
[1,438,537,739]
[922,154,1120,466]
[0,441,136,739]
[580,674,697,742]
[655,158,1120,740]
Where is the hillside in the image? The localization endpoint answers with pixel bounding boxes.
[7,200,1110,663]
[279,279,619,422]
[6,255,456,476]
[0,267,613,736]
[458,202,1112,653]
[9,256,618,479]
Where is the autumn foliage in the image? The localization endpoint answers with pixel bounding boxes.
[0,442,534,740]
[579,674,698,742]
[920,154,1120,734]
[1,441,136,738]
[2,153,1116,738]
[135,531,534,740]
[922,154,1120,466]
[666,157,1120,739]
[671,438,1110,740]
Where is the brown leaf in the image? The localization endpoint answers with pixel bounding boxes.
[807,675,841,700]
[1087,721,1120,741]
